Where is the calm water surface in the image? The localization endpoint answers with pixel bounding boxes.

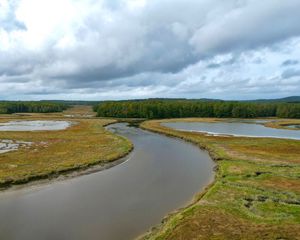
[163,122,300,140]
[0,120,71,131]
[0,123,214,240]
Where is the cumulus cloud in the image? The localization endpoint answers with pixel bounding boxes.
[0,0,300,100]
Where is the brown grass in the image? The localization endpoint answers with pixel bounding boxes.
[265,119,300,130]
[0,107,132,188]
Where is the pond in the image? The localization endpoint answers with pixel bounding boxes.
[0,123,214,240]
[286,124,300,129]
[162,121,300,140]
[0,121,72,131]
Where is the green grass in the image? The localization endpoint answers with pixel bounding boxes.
[140,118,300,240]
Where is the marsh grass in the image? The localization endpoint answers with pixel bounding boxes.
[265,119,300,130]
[0,110,132,188]
[140,118,300,240]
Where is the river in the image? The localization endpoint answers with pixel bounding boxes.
[0,123,214,240]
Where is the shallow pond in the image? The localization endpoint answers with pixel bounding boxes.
[0,123,214,240]
[162,121,300,140]
[0,120,72,131]
[286,124,300,129]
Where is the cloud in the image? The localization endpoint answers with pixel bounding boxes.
[0,0,26,31]
[282,59,299,67]
[0,0,300,100]
[281,68,300,79]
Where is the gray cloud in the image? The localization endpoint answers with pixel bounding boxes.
[207,63,221,69]
[0,0,300,100]
[190,1,300,55]
[282,59,299,67]
[281,68,300,79]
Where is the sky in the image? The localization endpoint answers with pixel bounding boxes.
[0,0,300,101]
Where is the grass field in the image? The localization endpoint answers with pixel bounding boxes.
[0,106,132,188]
[140,119,300,240]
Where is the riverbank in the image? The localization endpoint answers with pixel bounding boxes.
[0,122,215,240]
[0,116,133,190]
[140,119,300,240]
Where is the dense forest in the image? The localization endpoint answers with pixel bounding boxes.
[43,100,100,106]
[0,101,69,114]
[94,100,300,119]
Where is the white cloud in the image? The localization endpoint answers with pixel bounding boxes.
[0,0,300,100]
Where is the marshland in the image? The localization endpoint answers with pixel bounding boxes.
[2,1,300,239]
[0,101,299,239]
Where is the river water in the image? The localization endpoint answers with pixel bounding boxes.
[0,123,214,240]
[163,121,300,140]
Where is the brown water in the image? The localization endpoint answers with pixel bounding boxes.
[0,123,214,240]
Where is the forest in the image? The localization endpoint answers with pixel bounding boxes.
[0,101,69,114]
[95,100,300,119]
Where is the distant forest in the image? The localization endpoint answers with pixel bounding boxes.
[0,102,69,114]
[94,100,300,119]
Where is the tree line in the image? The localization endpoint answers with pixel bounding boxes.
[0,101,69,114]
[94,100,300,119]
